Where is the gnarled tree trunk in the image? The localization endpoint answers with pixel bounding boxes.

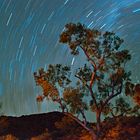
[96,110,101,139]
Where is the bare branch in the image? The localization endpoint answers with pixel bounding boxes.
[102,82,123,107]
[89,72,96,88]
[75,74,89,88]
[64,112,97,139]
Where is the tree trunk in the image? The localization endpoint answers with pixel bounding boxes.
[96,111,101,138]
[58,99,65,112]
[80,110,87,126]
[89,130,98,140]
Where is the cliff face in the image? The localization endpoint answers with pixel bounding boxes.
[0,112,140,140]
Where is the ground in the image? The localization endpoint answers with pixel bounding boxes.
[0,112,139,140]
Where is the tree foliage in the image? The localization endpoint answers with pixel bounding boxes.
[34,22,140,139]
[34,65,71,112]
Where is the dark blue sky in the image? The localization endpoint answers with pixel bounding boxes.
[0,0,140,116]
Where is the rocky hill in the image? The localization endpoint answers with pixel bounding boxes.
[0,112,87,140]
[0,112,140,140]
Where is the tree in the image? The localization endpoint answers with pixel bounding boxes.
[63,86,88,125]
[34,23,139,140]
[34,65,71,112]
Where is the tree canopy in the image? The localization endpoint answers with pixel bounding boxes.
[34,23,140,140]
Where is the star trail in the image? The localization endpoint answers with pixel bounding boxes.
[0,0,140,116]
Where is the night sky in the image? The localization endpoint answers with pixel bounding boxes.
[0,0,140,117]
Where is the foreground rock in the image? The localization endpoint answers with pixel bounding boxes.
[0,112,140,140]
[0,112,91,140]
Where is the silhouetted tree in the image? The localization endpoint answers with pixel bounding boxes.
[34,23,139,140]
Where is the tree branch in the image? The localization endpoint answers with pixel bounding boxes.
[75,74,98,110]
[75,74,89,88]
[79,109,87,126]
[64,112,97,139]
[81,47,97,69]
[90,71,96,89]
[102,82,123,107]
[97,57,104,69]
